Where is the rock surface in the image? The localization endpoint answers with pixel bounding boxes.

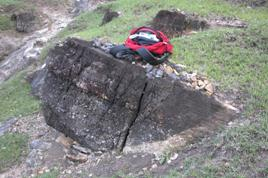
[152,10,209,37]
[40,38,234,152]
[11,12,36,33]
[101,9,120,25]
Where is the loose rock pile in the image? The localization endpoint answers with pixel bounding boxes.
[92,38,215,96]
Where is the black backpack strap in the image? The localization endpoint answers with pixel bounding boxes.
[110,45,129,57]
[136,47,170,65]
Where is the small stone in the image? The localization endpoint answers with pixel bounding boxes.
[164,65,174,74]
[190,74,197,82]
[142,167,148,171]
[56,134,74,148]
[155,69,163,78]
[205,83,214,95]
[198,80,205,87]
[66,153,88,163]
[38,170,44,174]
[167,160,172,164]
[133,155,137,158]
[116,155,122,159]
[191,81,198,88]
[224,162,230,167]
[66,170,72,174]
[138,171,143,175]
[151,164,158,169]
[204,80,209,85]
[170,153,178,161]
[72,144,91,154]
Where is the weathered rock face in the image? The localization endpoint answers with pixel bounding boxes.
[152,10,209,37]
[41,38,233,152]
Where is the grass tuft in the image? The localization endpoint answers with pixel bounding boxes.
[0,133,28,173]
[0,15,13,31]
[0,71,40,123]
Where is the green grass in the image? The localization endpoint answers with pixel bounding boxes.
[0,71,40,123]
[56,0,268,42]
[0,0,21,6]
[35,170,59,178]
[0,133,28,173]
[0,15,13,31]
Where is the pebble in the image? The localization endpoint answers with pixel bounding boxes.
[142,167,148,171]
[66,153,88,163]
[170,153,179,161]
[151,164,158,169]
[72,144,92,154]
[56,134,74,148]
[133,155,137,158]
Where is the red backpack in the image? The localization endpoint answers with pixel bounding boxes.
[110,26,173,65]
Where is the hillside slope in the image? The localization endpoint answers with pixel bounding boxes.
[0,0,267,177]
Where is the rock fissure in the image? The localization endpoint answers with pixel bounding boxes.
[118,82,148,151]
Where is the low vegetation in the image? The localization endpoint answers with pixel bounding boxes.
[0,133,28,173]
[0,71,40,123]
[35,170,59,178]
[0,15,13,31]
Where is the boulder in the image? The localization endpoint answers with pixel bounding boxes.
[40,38,234,152]
[101,9,120,25]
[11,12,36,33]
[152,10,209,37]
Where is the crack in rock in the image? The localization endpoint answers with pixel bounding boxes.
[118,82,148,151]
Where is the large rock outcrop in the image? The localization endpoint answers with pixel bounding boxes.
[40,38,234,152]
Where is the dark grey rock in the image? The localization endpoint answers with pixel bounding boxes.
[30,67,48,98]
[152,10,209,37]
[40,38,234,152]
[11,12,36,33]
[101,10,120,25]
